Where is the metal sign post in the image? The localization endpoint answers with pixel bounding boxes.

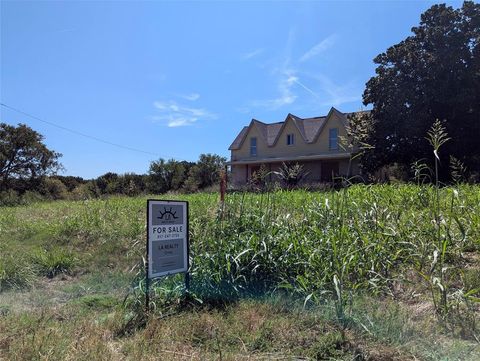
[146,199,189,312]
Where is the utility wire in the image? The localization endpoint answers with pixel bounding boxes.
[0,102,160,157]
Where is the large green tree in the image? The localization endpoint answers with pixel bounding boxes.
[147,159,193,194]
[361,1,480,179]
[0,123,62,191]
[185,153,226,190]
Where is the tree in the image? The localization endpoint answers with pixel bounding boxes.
[361,1,480,180]
[52,175,86,192]
[184,153,226,190]
[0,123,62,191]
[147,159,193,194]
[95,172,120,194]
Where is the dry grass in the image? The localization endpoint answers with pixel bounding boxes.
[1,186,479,360]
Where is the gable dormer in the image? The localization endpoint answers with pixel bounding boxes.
[271,114,308,147]
[311,107,349,151]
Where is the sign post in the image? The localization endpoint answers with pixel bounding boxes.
[146,200,189,312]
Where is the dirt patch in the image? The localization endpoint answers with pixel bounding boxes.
[347,333,415,361]
[0,274,78,314]
[463,251,480,270]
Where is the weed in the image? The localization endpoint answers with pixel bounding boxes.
[0,254,36,291]
[31,247,77,278]
[75,294,118,310]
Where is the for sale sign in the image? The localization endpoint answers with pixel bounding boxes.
[147,200,189,278]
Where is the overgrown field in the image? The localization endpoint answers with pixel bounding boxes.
[1,185,479,360]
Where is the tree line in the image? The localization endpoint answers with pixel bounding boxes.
[0,123,226,205]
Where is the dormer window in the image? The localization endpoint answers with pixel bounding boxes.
[329,128,338,150]
[250,137,257,157]
[287,133,295,146]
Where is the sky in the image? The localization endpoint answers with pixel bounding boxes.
[0,0,464,179]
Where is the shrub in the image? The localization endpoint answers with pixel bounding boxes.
[21,190,45,204]
[273,162,309,189]
[31,248,77,278]
[0,254,36,291]
[0,189,20,206]
[71,182,98,200]
[40,178,69,200]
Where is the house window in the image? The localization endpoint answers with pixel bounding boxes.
[329,128,338,150]
[287,133,295,145]
[250,137,257,157]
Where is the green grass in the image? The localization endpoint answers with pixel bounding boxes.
[31,247,77,278]
[0,185,479,360]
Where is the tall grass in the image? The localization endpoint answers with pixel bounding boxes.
[1,184,479,337]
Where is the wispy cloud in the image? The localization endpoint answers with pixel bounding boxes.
[242,29,359,113]
[299,34,337,62]
[152,100,216,128]
[241,48,264,60]
[248,29,300,110]
[252,72,298,109]
[179,93,200,101]
[289,76,322,101]
[311,74,362,106]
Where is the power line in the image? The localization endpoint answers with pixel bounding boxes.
[0,102,160,157]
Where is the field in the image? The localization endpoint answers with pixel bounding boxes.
[1,184,479,360]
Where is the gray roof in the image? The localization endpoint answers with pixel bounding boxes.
[229,108,369,150]
[229,126,249,150]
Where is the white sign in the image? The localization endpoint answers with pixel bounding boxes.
[147,200,188,278]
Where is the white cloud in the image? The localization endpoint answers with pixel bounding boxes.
[243,29,357,112]
[251,70,298,110]
[247,28,301,110]
[179,93,200,101]
[167,118,195,128]
[299,34,337,62]
[152,100,216,128]
[241,48,264,60]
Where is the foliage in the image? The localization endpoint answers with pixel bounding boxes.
[344,111,375,156]
[184,153,226,191]
[0,123,62,191]
[95,172,120,194]
[40,177,69,200]
[31,248,77,278]
[450,156,468,184]
[249,164,271,191]
[51,175,87,192]
[147,159,193,194]
[362,1,480,180]
[0,254,36,291]
[273,162,308,188]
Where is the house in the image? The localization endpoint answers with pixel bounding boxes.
[228,107,366,186]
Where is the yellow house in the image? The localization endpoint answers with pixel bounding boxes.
[228,107,366,186]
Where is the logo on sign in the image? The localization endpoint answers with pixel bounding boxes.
[157,207,179,221]
[152,204,183,225]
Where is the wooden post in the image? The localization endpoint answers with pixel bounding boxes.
[220,167,226,203]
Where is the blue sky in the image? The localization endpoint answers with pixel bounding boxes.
[1,0,463,179]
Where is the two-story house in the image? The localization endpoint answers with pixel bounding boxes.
[228,107,366,186]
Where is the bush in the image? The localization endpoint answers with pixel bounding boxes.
[31,248,77,278]
[273,162,309,189]
[0,254,36,291]
[71,182,98,200]
[0,189,20,206]
[40,178,69,200]
[21,190,45,204]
